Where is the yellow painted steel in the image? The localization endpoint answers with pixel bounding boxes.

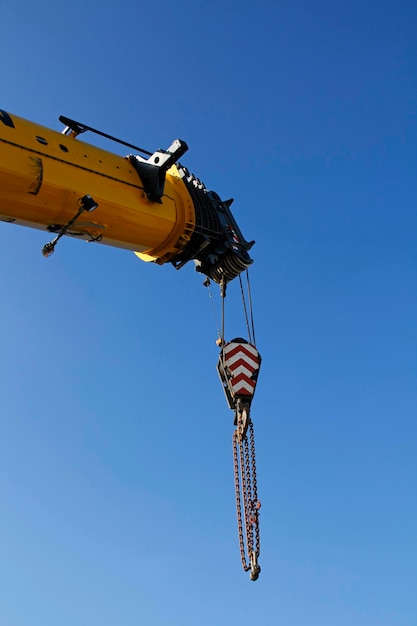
[0,112,196,263]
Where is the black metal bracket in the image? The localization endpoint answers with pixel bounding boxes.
[128,139,188,203]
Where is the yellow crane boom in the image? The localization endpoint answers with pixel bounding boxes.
[0,109,253,283]
[0,108,261,580]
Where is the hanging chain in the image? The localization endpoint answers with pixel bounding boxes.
[233,428,248,570]
[205,270,261,580]
[249,420,261,559]
[233,410,261,580]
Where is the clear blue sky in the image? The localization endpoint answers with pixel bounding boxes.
[1,1,416,624]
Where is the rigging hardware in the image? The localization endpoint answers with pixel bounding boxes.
[42,195,99,257]
[59,115,153,155]
[212,273,262,581]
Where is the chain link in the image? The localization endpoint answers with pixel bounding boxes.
[233,429,250,571]
[250,420,261,557]
[233,411,261,578]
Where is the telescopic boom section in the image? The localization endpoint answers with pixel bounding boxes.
[0,110,254,283]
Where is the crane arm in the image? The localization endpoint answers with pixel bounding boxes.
[0,108,263,581]
[0,109,253,283]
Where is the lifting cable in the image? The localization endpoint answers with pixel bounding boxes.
[205,270,262,581]
[238,270,256,346]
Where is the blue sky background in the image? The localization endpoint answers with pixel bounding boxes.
[1,1,416,624]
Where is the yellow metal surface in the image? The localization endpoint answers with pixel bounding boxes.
[0,111,196,262]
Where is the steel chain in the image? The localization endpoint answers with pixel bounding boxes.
[233,411,260,577]
[233,429,250,571]
[243,433,254,556]
[249,419,260,557]
[238,418,251,566]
